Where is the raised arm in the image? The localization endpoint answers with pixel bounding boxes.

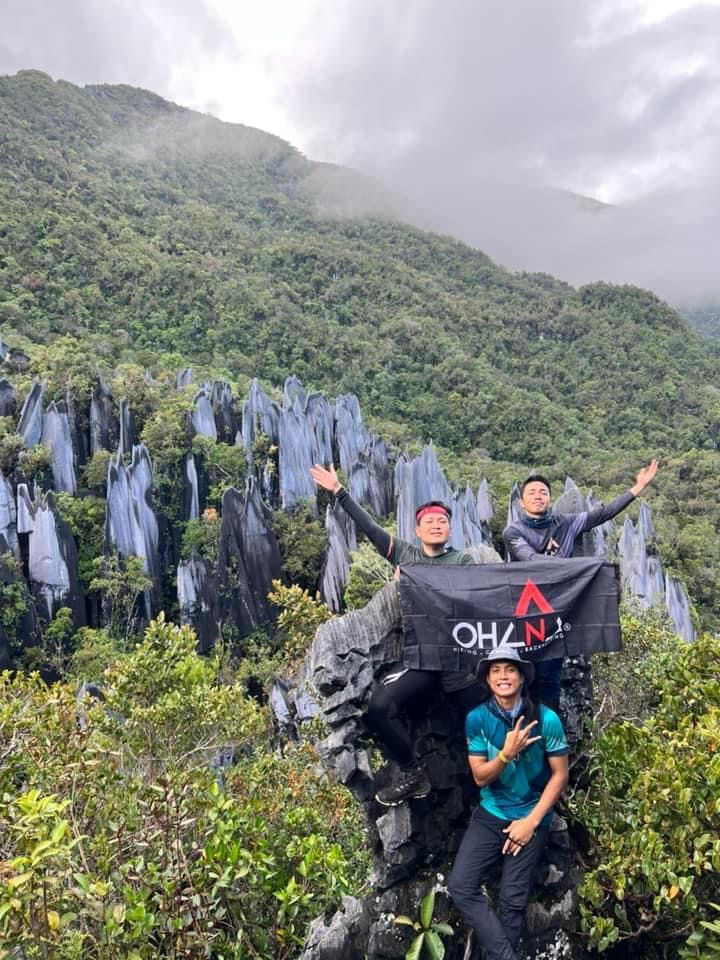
[310,463,393,558]
[582,458,658,532]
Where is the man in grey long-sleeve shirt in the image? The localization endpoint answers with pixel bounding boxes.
[502,459,658,707]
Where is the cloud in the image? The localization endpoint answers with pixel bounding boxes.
[0,0,237,96]
[278,0,720,304]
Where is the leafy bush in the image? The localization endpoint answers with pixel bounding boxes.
[191,434,247,505]
[344,540,394,610]
[180,506,221,568]
[270,503,327,593]
[267,579,333,669]
[572,631,720,955]
[0,614,368,959]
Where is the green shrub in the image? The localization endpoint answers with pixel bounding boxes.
[572,631,720,955]
[0,613,369,959]
[344,540,394,610]
[270,503,327,593]
[267,579,333,669]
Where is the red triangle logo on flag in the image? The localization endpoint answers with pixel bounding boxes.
[513,579,554,617]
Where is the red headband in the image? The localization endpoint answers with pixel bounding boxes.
[416,505,449,522]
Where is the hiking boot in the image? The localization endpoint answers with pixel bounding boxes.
[375,766,431,806]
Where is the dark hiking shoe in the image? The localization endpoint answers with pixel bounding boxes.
[375,766,431,806]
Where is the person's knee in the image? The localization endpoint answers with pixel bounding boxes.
[448,865,479,911]
[365,688,394,731]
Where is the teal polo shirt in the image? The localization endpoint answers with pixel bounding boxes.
[466,699,568,826]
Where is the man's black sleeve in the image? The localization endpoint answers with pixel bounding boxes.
[335,488,392,558]
[581,491,635,532]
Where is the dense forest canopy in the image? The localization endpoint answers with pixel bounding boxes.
[1,70,719,462]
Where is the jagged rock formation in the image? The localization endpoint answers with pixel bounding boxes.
[90,379,117,455]
[395,445,492,548]
[42,401,77,495]
[0,354,698,668]
[0,470,19,559]
[0,379,16,417]
[279,378,334,511]
[118,398,136,457]
[217,479,283,635]
[191,385,217,440]
[104,444,161,608]
[184,453,201,521]
[17,378,44,448]
[177,552,222,654]
[299,580,583,960]
[320,501,358,613]
[16,485,84,626]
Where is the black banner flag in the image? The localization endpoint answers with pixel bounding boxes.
[399,557,621,673]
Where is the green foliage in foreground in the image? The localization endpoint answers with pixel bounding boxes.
[572,627,720,956]
[394,887,454,960]
[0,615,369,959]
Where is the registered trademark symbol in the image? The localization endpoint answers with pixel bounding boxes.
[563,622,572,631]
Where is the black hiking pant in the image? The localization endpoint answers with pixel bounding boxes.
[365,668,487,768]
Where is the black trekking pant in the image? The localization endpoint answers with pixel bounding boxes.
[448,805,549,960]
[365,669,486,768]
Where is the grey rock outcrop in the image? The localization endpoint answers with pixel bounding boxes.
[42,400,77,495]
[89,379,117,454]
[17,379,44,448]
[0,379,16,417]
[16,485,84,625]
[177,553,222,654]
[336,394,392,517]
[118,399,136,457]
[301,580,583,959]
[395,445,492,549]
[176,367,194,389]
[240,378,281,503]
[191,386,217,440]
[279,380,332,511]
[320,501,358,612]
[241,378,280,454]
[218,478,282,635]
[0,470,19,558]
[211,381,238,443]
[184,453,200,521]
[104,444,160,607]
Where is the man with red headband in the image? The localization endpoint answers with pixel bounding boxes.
[311,463,496,805]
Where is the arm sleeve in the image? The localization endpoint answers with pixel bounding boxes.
[502,524,542,561]
[540,708,569,756]
[335,488,393,558]
[466,708,489,756]
[580,491,635,532]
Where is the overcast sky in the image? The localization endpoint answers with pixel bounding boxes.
[2,0,720,305]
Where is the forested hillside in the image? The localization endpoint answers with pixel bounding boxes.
[1,70,719,463]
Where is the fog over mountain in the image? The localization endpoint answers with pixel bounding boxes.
[279,0,720,307]
[2,0,720,306]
